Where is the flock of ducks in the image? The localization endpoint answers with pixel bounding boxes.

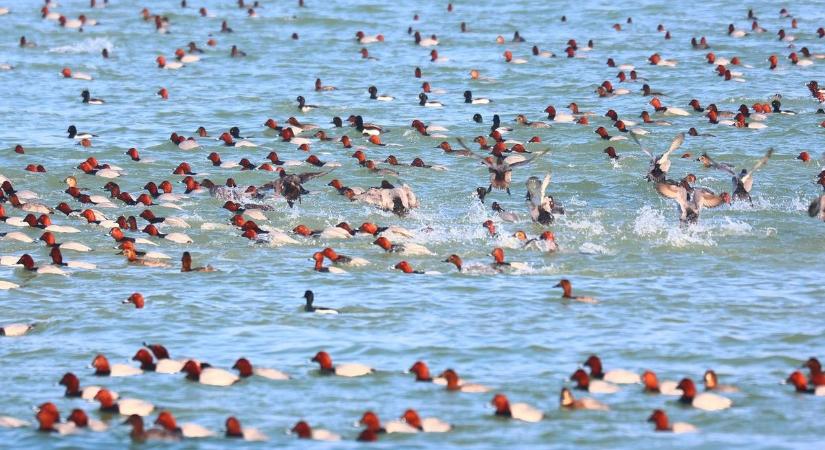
[2,0,825,444]
[1,349,823,441]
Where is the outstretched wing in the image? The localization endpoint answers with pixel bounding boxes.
[654,181,682,199]
[455,138,489,162]
[657,132,685,164]
[695,187,727,208]
[703,153,737,176]
[809,195,824,218]
[740,148,773,190]
[509,148,550,167]
[630,132,653,158]
[298,170,333,183]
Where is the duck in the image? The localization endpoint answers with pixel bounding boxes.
[175,48,199,63]
[180,252,215,272]
[312,351,373,377]
[359,411,418,434]
[181,360,239,386]
[559,387,609,411]
[303,290,339,314]
[526,173,563,225]
[464,90,491,104]
[803,358,825,386]
[641,370,682,396]
[544,106,575,123]
[154,411,213,438]
[703,370,739,392]
[677,378,732,410]
[59,372,111,400]
[67,125,96,140]
[491,394,543,422]
[232,357,289,380]
[356,31,384,44]
[414,31,438,47]
[296,95,318,112]
[218,132,257,147]
[408,361,436,382]
[322,247,369,266]
[123,415,179,442]
[554,279,597,303]
[649,97,689,116]
[290,421,341,441]
[15,254,67,275]
[131,349,185,374]
[442,254,500,275]
[225,417,268,441]
[94,389,154,416]
[439,369,490,393]
[630,131,684,182]
[1,321,33,337]
[648,53,677,67]
[156,55,183,70]
[66,409,107,432]
[786,371,825,395]
[640,111,671,126]
[142,225,193,244]
[419,93,443,107]
[727,23,748,38]
[315,78,336,91]
[367,86,393,101]
[312,252,347,273]
[345,181,420,216]
[503,50,527,64]
[372,237,433,256]
[48,247,95,270]
[59,15,83,29]
[401,409,452,432]
[80,90,104,105]
[91,354,142,377]
[704,148,772,204]
[648,409,697,433]
[489,247,528,271]
[570,369,620,394]
[515,114,549,128]
[35,403,76,434]
[583,355,640,384]
[656,180,730,224]
[789,52,813,67]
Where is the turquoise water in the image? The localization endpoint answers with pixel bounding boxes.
[2,0,825,448]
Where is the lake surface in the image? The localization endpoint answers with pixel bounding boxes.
[1,0,824,448]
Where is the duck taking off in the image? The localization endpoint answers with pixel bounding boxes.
[630,132,684,182]
[525,173,564,225]
[703,148,773,204]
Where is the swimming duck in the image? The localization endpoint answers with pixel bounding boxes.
[95,389,154,416]
[156,55,183,70]
[290,421,341,441]
[296,95,318,112]
[367,86,393,101]
[786,371,825,395]
[559,387,609,411]
[554,279,597,303]
[66,409,107,432]
[419,93,443,107]
[181,360,239,386]
[503,50,527,64]
[641,370,682,395]
[401,409,452,432]
[703,370,739,392]
[232,357,289,380]
[802,358,825,386]
[80,90,104,104]
[92,354,142,377]
[675,377,734,411]
[439,369,490,393]
[649,97,689,115]
[570,369,620,394]
[372,237,433,255]
[15,254,66,275]
[181,252,214,272]
[311,351,373,377]
[360,411,418,434]
[414,31,438,47]
[464,90,491,104]
[123,415,179,442]
[648,409,697,433]
[303,290,339,314]
[153,411,213,438]
[515,114,549,128]
[356,31,384,44]
[131,349,184,374]
[0,323,34,337]
[225,417,268,441]
[67,125,97,139]
[315,78,336,91]
[218,132,257,147]
[491,394,543,422]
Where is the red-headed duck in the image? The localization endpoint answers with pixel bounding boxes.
[373,236,433,255]
[290,420,341,441]
[570,369,620,393]
[123,414,179,441]
[311,351,373,377]
[225,417,267,441]
[803,358,825,386]
[703,370,739,392]
[641,370,682,395]
[677,378,732,410]
[648,409,697,433]
[232,357,289,380]
[95,389,154,416]
[92,354,142,377]
[584,355,640,384]
[181,360,239,386]
[787,371,825,395]
[180,252,213,272]
[60,372,111,400]
[67,409,107,432]
[492,394,543,422]
[402,409,451,432]
[439,369,489,392]
[554,279,597,303]
[154,411,212,438]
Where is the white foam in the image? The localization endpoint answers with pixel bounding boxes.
[49,37,113,54]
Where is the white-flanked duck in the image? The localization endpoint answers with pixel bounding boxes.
[232,357,289,380]
[439,369,490,393]
[1,323,34,336]
[16,254,67,275]
[311,351,373,377]
[225,416,268,441]
[291,420,341,441]
[92,354,142,377]
[641,370,682,396]
[677,378,732,410]
[60,372,115,401]
[570,369,620,394]
[360,411,418,434]
[372,237,433,255]
[401,409,452,432]
[95,389,154,416]
[584,355,640,384]
[303,290,339,314]
[492,394,543,422]
[154,411,214,438]
[648,409,697,433]
[182,360,239,386]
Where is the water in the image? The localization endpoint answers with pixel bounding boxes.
[2,0,825,448]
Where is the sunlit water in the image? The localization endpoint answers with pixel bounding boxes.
[2,0,825,448]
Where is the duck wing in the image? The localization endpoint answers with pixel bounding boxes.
[694,187,726,208]
[629,132,653,159]
[655,180,683,199]
[656,132,685,166]
[740,148,773,191]
[297,170,333,183]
